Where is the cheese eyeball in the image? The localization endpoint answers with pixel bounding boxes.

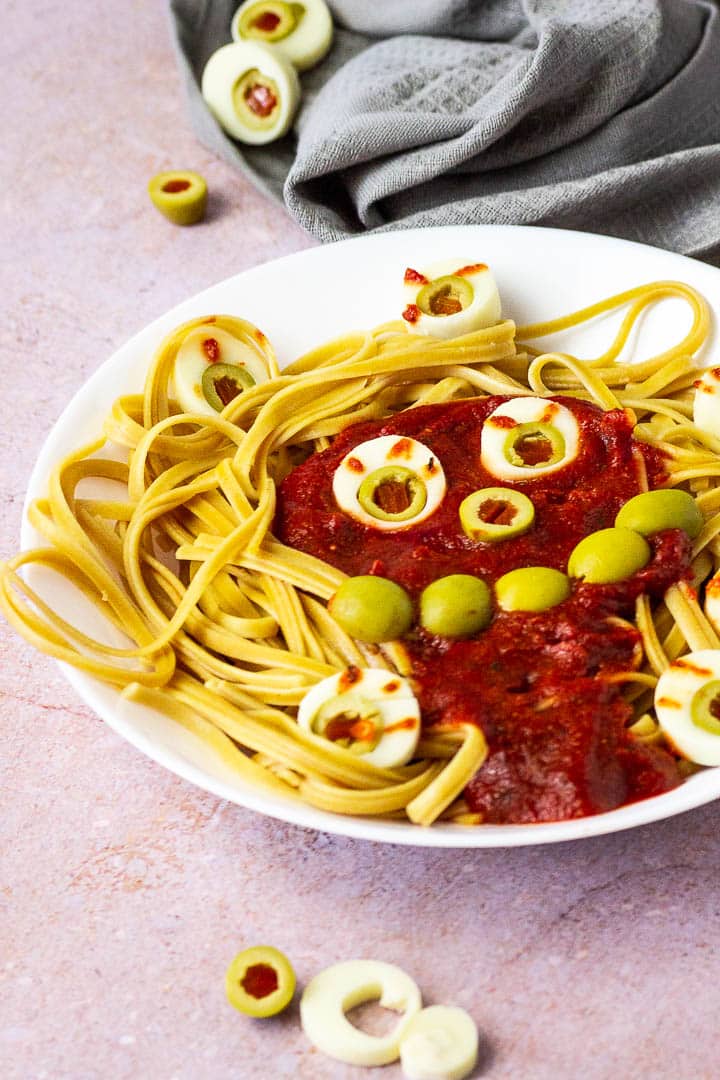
[333,435,446,530]
[401,259,501,339]
[693,367,720,440]
[173,320,272,416]
[480,397,580,481]
[300,960,422,1067]
[297,666,421,769]
[654,650,720,765]
[201,41,300,144]
[231,0,333,72]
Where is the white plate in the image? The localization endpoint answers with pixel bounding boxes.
[22,225,720,847]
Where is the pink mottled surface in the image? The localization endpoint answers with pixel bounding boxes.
[3,4,720,1079]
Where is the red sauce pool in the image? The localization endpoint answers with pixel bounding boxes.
[276,397,690,823]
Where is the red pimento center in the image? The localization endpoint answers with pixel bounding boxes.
[241,962,279,999]
[514,431,554,466]
[162,179,191,194]
[478,498,517,526]
[253,10,281,32]
[324,714,377,743]
[245,83,277,118]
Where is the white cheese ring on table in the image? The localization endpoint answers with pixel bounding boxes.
[401,259,501,339]
[231,0,333,72]
[333,435,446,530]
[297,667,421,769]
[654,650,720,765]
[173,321,272,416]
[400,1005,479,1080]
[480,396,580,482]
[201,41,300,144]
[300,960,422,1067]
[693,367,720,440]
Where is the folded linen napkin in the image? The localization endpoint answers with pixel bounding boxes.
[170,0,720,263]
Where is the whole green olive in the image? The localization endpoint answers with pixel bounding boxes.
[419,574,492,638]
[615,488,703,539]
[495,566,571,612]
[568,527,651,584]
[328,576,413,643]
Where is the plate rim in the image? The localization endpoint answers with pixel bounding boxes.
[20,222,720,848]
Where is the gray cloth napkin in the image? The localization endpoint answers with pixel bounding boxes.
[169,0,720,263]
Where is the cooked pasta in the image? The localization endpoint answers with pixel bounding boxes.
[1,280,718,826]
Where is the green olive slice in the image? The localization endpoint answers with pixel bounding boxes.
[416,275,474,317]
[147,171,207,226]
[495,566,571,613]
[237,1,300,41]
[691,679,720,735]
[233,68,281,128]
[568,527,651,584]
[328,576,413,643]
[419,575,492,638]
[503,422,565,469]
[615,488,703,539]
[311,692,383,754]
[226,945,296,1017]
[357,466,427,523]
[459,487,535,543]
[201,362,255,411]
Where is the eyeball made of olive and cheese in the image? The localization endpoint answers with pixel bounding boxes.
[231,0,333,72]
[172,318,274,416]
[480,397,580,481]
[201,41,300,144]
[401,260,501,339]
[297,667,421,769]
[654,650,720,765]
[693,367,720,440]
[333,435,446,530]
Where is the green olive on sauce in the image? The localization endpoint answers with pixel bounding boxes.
[495,566,571,613]
[419,574,492,638]
[147,171,207,225]
[226,945,296,1017]
[615,488,703,539]
[459,487,535,543]
[568,527,651,584]
[328,575,413,643]
[201,362,256,411]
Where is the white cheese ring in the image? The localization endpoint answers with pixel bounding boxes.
[400,1004,479,1080]
[401,259,501,339]
[231,0,333,72]
[480,396,580,481]
[173,322,271,416]
[333,435,446,530]
[201,41,300,144]
[654,649,720,765]
[297,667,421,768]
[300,959,422,1066]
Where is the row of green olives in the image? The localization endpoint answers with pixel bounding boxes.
[328,567,572,644]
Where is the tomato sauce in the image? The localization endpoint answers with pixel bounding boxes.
[276,397,690,823]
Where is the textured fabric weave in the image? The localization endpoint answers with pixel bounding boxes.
[169,0,720,262]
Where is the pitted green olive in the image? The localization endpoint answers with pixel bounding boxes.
[357,466,427,522]
[459,487,535,543]
[419,574,492,638]
[568,527,651,584]
[416,275,474,317]
[201,362,255,410]
[691,680,720,735]
[236,1,299,42]
[328,576,413,643]
[226,945,296,1017]
[147,171,207,226]
[495,566,571,612]
[615,488,703,539]
[311,693,382,754]
[504,422,565,469]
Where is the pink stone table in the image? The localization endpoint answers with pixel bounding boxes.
[3,5,720,1079]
